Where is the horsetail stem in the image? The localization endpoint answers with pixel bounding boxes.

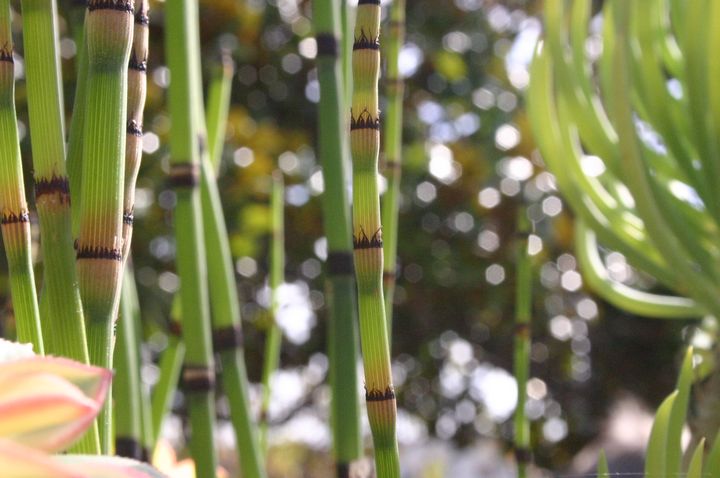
[380,0,406,337]
[259,171,285,453]
[67,12,88,237]
[121,0,149,262]
[312,0,362,472]
[114,271,145,461]
[512,212,532,478]
[166,0,219,474]
[206,51,233,173]
[202,59,267,478]
[350,2,401,476]
[0,0,42,353]
[78,0,135,451]
[20,0,89,362]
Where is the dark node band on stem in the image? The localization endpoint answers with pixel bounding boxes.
[182,364,216,392]
[129,51,147,72]
[353,29,380,50]
[87,0,134,14]
[168,320,182,337]
[123,210,134,225]
[134,1,149,25]
[384,76,404,92]
[127,120,143,137]
[514,447,532,464]
[336,462,350,478]
[1,212,30,225]
[168,163,200,189]
[0,46,13,63]
[350,109,380,130]
[327,251,354,276]
[353,227,383,250]
[357,0,381,5]
[115,437,148,461]
[381,158,402,174]
[365,386,396,402]
[76,245,122,261]
[316,34,338,57]
[34,175,71,202]
[212,324,244,352]
[383,270,396,283]
[514,323,530,338]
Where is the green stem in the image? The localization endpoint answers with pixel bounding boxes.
[201,63,267,475]
[259,171,285,453]
[0,0,42,353]
[312,0,363,472]
[166,0,218,474]
[206,51,234,173]
[350,2,401,475]
[512,212,532,478]
[150,312,185,448]
[380,0,406,339]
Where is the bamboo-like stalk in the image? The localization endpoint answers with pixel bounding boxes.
[67,12,88,236]
[77,0,135,452]
[114,271,144,460]
[312,0,363,473]
[512,213,532,478]
[0,0,42,353]
[122,0,149,262]
[350,2,401,475]
[380,0,406,337]
[259,171,285,453]
[201,58,267,478]
[166,0,219,474]
[20,0,88,362]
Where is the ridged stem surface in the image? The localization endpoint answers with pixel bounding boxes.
[78,0,135,451]
[312,0,362,473]
[350,2,400,476]
[166,0,218,474]
[380,0,405,339]
[0,0,42,352]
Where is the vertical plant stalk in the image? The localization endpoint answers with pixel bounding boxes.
[206,51,233,173]
[150,301,185,447]
[166,0,219,474]
[350,2,401,476]
[312,0,363,473]
[114,271,145,461]
[202,57,267,478]
[20,0,88,362]
[67,12,87,236]
[0,0,42,353]
[512,213,532,478]
[259,171,285,453]
[77,0,134,452]
[21,0,99,455]
[122,0,149,262]
[380,0,406,337]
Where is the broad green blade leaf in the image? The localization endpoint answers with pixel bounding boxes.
[686,438,705,478]
[645,391,677,478]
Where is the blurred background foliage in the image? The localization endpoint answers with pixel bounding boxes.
[0,0,694,475]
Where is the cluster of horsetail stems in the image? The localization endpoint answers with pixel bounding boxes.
[202,57,267,478]
[380,0,406,338]
[512,213,533,478]
[20,0,89,367]
[259,171,285,453]
[166,0,219,474]
[350,1,401,475]
[0,0,42,353]
[312,0,363,474]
